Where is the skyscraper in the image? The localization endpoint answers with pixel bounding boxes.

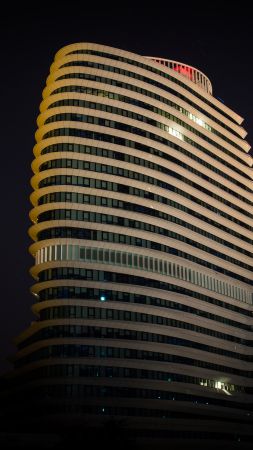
[7,43,253,447]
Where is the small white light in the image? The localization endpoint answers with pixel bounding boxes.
[195,117,205,127]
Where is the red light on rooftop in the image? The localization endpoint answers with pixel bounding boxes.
[174,64,193,80]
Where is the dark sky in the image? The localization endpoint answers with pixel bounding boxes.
[0,1,252,374]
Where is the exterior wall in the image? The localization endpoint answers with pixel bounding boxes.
[9,43,253,445]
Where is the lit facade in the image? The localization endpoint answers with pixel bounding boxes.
[9,43,253,445]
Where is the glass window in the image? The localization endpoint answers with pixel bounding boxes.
[133,254,138,268]
[88,308,95,317]
[116,252,121,264]
[56,245,61,260]
[122,253,127,265]
[44,247,48,262]
[99,249,103,261]
[119,234,126,244]
[92,248,97,261]
[192,271,196,283]
[77,210,83,220]
[86,248,91,260]
[80,248,85,260]
[62,245,67,260]
[51,246,56,261]
[110,251,115,263]
[128,253,132,267]
[68,245,73,260]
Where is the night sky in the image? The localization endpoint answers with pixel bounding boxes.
[0,1,252,374]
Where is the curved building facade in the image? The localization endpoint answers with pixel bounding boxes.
[8,43,253,446]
